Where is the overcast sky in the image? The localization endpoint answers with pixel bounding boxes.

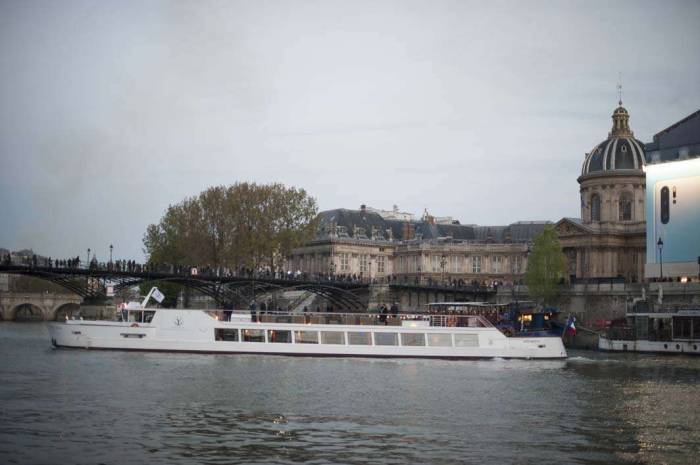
[1,0,699,261]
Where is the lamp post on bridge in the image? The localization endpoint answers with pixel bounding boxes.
[86,248,90,268]
[109,244,113,264]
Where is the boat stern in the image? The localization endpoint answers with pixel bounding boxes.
[506,336,568,359]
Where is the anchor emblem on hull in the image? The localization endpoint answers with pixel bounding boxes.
[174,316,183,327]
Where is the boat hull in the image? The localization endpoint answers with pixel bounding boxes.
[598,336,700,355]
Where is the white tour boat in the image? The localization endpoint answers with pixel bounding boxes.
[48,299,567,359]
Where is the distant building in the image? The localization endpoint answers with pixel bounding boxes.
[288,204,550,285]
[643,110,700,279]
[365,204,415,222]
[289,102,699,285]
[556,102,647,282]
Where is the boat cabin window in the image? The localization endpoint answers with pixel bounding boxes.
[454,334,479,347]
[294,331,319,344]
[127,310,156,323]
[242,329,265,342]
[401,333,426,346]
[321,331,345,345]
[347,332,372,345]
[673,317,692,340]
[374,332,398,346]
[427,333,452,347]
[215,329,239,341]
[268,330,292,343]
[693,318,700,339]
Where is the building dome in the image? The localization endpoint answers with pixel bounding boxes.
[581,104,646,176]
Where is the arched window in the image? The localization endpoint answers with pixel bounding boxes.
[619,192,633,221]
[591,194,601,222]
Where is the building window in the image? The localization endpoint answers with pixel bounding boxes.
[359,254,368,273]
[511,255,522,274]
[472,256,481,274]
[591,194,601,222]
[492,256,502,274]
[619,192,633,221]
[431,255,440,272]
[377,255,385,273]
[451,255,462,273]
[340,253,349,272]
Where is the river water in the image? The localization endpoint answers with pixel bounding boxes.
[1,323,699,465]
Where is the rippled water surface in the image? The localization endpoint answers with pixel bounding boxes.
[1,323,699,464]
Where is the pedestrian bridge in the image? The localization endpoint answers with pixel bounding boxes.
[0,264,497,314]
[0,292,82,321]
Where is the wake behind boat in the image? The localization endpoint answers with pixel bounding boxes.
[48,300,567,360]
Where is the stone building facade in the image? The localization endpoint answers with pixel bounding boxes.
[287,205,549,285]
[555,103,647,282]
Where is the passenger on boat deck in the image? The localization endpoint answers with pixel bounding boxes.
[380,304,388,325]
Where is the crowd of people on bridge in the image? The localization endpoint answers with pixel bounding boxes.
[2,253,510,291]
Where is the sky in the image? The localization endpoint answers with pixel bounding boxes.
[1,0,699,261]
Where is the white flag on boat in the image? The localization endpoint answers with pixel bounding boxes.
[152,288,165,303]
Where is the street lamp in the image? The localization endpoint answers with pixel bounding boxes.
[87,248,91,267]
[109,244,113,264]
[657,238,664,280]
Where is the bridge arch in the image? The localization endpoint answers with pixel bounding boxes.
[10,303,46,321]
[52,302,81,321]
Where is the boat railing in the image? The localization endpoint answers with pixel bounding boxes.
[215,310,493,328]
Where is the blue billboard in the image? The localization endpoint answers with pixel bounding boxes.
[645,157,700,278]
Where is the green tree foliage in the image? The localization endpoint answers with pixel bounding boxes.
[143,182,318,270]
[524,225,567,306]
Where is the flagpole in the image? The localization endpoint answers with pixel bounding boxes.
[141,286,160,308]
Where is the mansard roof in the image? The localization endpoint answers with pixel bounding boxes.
[645,109,700,163]
[315,208,551,243]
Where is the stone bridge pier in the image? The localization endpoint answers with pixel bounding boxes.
[0,292,82,321]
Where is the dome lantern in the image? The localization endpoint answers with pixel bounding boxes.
[609,105,633,138]
[581,103,645,177]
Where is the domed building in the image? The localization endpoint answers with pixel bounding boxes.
[555,102,647,283]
